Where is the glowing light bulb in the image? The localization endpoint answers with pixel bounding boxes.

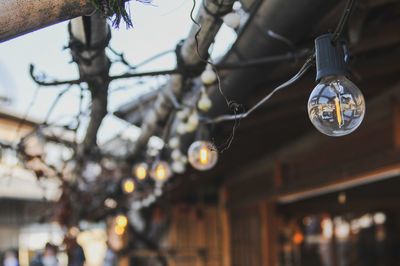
[133,163,148,180]
[122,178,135,194]
[150,161,172,182]
[116,215,128,227]
[308,75,365,136]
[309,34,365,136]
[188,141,218,171]
[114,225,125,235]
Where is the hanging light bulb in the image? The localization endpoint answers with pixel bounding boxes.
[133,163,148,180]
[188,141,218,171]
[150,161,172,182]
[122,178,135,194]
[308,34,365,136]
[201,65,217,85]
[168,137,180,149]
[223,12,241,29]
[198,87,212,112]
[186,110,199,133]
[172,160,186,174]
[116,215,128,228]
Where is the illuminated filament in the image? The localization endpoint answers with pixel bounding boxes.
[334,97,343,127]
[200,148,208,164]
[136,166,147,180]
[123,180,135,193]
[156,166,166,180]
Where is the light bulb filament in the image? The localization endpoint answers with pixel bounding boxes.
[334,97,343,127]
[200,148,208,164]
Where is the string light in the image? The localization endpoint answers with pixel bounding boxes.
[133,163,148,180]
[188,141,218,171]
[150,161,172,182]
[114,225,125,235]
[116,215,128,227]
[308,34,365,136]
[200,65,217,85]
[223,12,241,29]
[122,178,135,194]
[198,87,212,112]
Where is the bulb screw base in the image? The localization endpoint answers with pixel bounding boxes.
[315,34,349,82]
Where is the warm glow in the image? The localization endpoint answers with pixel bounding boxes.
[114,225,125,236]
[334,97,343,127]
[123,180,135,193]
[136,166,147,180]
[156,166,166,180]
[293,232,304,244]
[200,148,208,164]
[116,215,128,228]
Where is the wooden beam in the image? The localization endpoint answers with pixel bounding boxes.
[0,0,94,42]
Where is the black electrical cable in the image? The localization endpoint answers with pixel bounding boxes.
[331,0,356,43]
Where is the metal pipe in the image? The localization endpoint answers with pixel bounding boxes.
[0,0,95,42]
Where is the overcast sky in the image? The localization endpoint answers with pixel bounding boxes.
[0,0,236,144]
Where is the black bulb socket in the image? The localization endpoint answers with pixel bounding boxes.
[315,34,349,82]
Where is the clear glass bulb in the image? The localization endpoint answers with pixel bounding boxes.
[133,163,148,180]
[187,141,218,171]
[150,161,172,182]
[308,75,365,136]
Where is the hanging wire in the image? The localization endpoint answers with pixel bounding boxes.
[203,54,315,124]
[331,0,356,43]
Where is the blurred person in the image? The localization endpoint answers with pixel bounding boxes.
[64,235,85,266]
[3,250,19,266]
[30,243,58,266]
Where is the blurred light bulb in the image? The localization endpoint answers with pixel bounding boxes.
[168,137,180,149]
[177,108,190,120]
[223,12,241,29]
[177,122,187,135]
[201,65,217,85]
[172,161,185,174]
[198,89,212,112]
[171,149,182,161]
[188,141,218,171]
[310,34,365,136]
[122,178,135,194]
[114,225,125,235]
[116,215,128,227]
[133,163,148,180]
[150,161,172,182]
[104,198,117,209]
[308,75,365,136]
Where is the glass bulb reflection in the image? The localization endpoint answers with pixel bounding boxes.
[150,161,172,182]
[188,141,218,171]
[308,75,365,136]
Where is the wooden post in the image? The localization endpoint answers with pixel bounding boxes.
[219,186,231,266]
[259,200,278,266]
